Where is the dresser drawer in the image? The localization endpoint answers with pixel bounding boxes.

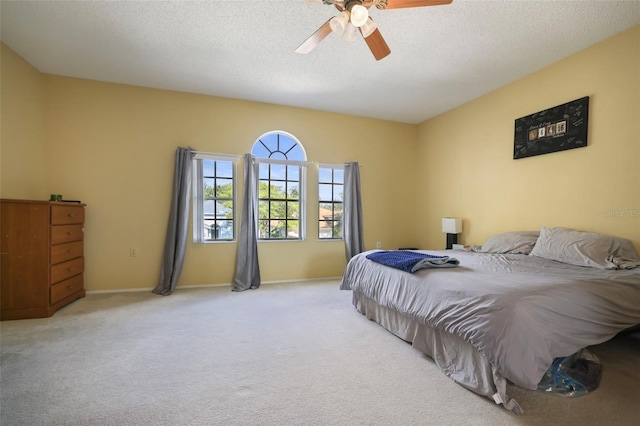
[50,257,84,284]
[50,241,83,265]
[51,224,84,244]
[51,274,83,305]
[51,205,84,225]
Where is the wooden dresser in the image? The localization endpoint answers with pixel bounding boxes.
[1,199,86,320]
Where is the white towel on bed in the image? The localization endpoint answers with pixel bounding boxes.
[410,256,460,272]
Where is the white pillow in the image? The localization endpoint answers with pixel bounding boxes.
[529,227,640,269]
[479,231,540,255]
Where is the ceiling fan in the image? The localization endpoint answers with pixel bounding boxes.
[295,0,453,61]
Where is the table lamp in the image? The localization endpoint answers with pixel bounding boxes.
[442,217,462,249]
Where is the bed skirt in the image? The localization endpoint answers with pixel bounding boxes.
[352,291,523,414]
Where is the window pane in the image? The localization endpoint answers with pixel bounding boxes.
[219,200,234,217]
[334,169,344,184]
[259,180,270,198]
[253,143,271,159]
[259,163,269,179]
[215,200,232,217]
[286,144,304,161]
[318,167,331,183]
[206,223,220,240]
[258,200,270,219]
[287,165,299,181]
[287,201,299,219]
[204,178,215,199]
[334,184,344,202]
[271,182,286,199]
[319,184,332,201]
[287,220,299,238]
[319,227,332,239]
[333,222,343,239]
[269,220,286,239]
[287,182,299,199]
[333,202,343,217]
[216,179,233,197]
[217,161,233,178]
[217,220,234,240]
[271,201,286,219]
[279,137,295,154]
[319,202,333,217]
[258,220,270,239]
[260,133,278,152]
[204,220,216,240]
[203,160,215,177]
[270,164,286,180]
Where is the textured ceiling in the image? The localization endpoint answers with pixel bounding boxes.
[1,0,639,124]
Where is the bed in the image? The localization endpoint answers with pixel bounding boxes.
[339,227,640,413]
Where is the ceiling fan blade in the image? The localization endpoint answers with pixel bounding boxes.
[361,27,391,61]
[381,0,452,9]
[295,20,333,54]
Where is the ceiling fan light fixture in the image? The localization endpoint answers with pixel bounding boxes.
[349,4,369,27]
[329,11,350,36]
[342,22,358,42]
[360,17,377,38]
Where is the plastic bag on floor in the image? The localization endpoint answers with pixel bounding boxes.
[537,348,603,397]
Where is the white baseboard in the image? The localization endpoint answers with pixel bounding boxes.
[86,276,342,295]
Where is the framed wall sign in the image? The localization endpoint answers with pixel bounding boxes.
[513,96,589,159]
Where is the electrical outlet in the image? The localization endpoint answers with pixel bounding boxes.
[130,248,137,257]
[376,242,382,249]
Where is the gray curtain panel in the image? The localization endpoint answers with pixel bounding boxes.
[233,153,261,291]
[344,162,364,260]
[153,147,195,296]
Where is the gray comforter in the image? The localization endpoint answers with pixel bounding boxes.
[340,250,640,391]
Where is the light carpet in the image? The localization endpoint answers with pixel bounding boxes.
[1,280,639,425]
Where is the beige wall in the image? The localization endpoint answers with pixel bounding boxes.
[416,26,640,252]
[1,47,417,290]
[2,26,638,291]
[0,44,47,198]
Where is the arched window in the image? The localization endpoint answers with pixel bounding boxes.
[251,131,306,240]
[252,132,306,161]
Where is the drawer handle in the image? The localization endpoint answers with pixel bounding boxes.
[68,267,74,271]
[67,231,73,235]
[68,213,75,218]
[67,285,74,290]
[67,249,74,254]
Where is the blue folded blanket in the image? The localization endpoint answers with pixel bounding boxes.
[366,250,460,273]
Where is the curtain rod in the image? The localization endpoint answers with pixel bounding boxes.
[193,151,360,168]
[192,151,240,159]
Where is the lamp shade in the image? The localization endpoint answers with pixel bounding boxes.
[329,11,350,36]
[349,4,369,27]
[342,22,358,42]
[442,217,462,234]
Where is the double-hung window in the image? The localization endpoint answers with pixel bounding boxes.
[192,153,237,243]
[318,165,344,240]
[252,132,306,241]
